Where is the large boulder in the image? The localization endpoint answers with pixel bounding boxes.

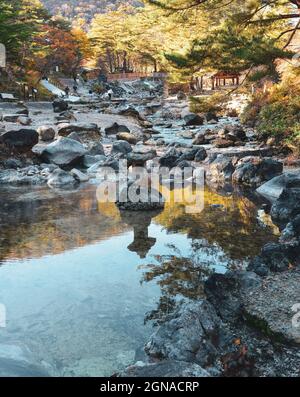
[271,187,300,227]
[127,146,157,167]
[242,270,300,345]
[145,300,222,367]
[206,155,235,184]
[52,98,68,113]
[159,148,181,168]
[257,172,300,203]
[232,157,283,187]
[183,112,204,126]
[117,187,164,211]
[111,140,132,156]
[37,126,55,142]
[37,137,87,167]
[57,123,100,138]
[0,129,39,151]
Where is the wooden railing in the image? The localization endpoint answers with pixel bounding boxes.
[107,72,150,81]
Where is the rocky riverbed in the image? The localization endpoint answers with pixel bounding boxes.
[0,79,299,377]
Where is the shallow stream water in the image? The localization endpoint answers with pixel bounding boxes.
[0,183,279,376]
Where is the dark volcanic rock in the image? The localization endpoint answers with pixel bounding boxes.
[206,155,235,184]
[105,122,130,135]
[159,148,181,168]
[257,172,300,203]
[0,129,39,151]
[271,188,300,227]
[111,141,132,156]
[232,157,283,187]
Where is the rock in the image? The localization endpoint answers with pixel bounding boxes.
[177,130,195,139]
[242,270,300,345]
[16,108,29,116]
[105,122,130,135]
[2,114,20,122]
[159,148,181,168]
[37,137,87,167]
[247,243,291,275]
[59,110,76,121]
[37,126,55,142]
[67,131,82,143]
[145,300,222,367]
[52,98,68,113]
[0,343,50,377]
[176,148,199,162]
[280,214,300,243]
[176,160,194,170]
[232,157,283,187]
[206,155,235,184]
[257,172,300,203]
[2,158,23,169]
[111,140,132,156]
[271,188,300,227]
[117,132,138,145]
[86,142,105,156]
[82,155,106,168]
[229,125,247,141]
[205,112,219,123]
[194,148,208,162]
[17,116,32,126]
[47,168,77,188]
[0,129,39,151]
[117,187,164,211]
[127,146,157,167]
[205,271,262,321]
[0,168,48,185]
[57,123,100,138]
[213,138,234,148]
[70,168,89,182]
[183,113,204,126]
[121,361,210,377]
[192,133,207,145]
[177,91,187,100]
[118,107,144,121]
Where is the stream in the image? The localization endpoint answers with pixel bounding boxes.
[0,181,279,376]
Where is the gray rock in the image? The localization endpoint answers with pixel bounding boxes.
[117,187,164,211]
[145,300,221,367]
[206,155,235,184]
[111,140,132,156]
[194,147,207,162]
[83,155,106,168]
[70,168,89,182]
[127,146,157,167]
[121,360,210,377]
[0,344,50,377]
[242,270,300,345]
[159,148,181,168]
[271,188,300,227]
[2,114,20,122]
[37,137,87,167]
[257,172,300,203]
[47,168,77,188]
[232,157,283,187]
[192,133,207,145]
[86,142,105,156]
[67,131,82,143]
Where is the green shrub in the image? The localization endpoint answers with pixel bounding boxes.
[190,92,227,114]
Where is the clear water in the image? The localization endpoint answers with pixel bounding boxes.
[0,184,278,376]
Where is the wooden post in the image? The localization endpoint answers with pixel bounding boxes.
[211,77,215,90]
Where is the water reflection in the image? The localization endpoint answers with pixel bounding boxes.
[0,183,278,376]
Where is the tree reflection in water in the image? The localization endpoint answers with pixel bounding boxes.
[139,244,214,325]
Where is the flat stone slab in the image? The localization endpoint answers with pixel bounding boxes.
[257,170,300,203]
[207,146,272,159]
[242,270,300,345]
